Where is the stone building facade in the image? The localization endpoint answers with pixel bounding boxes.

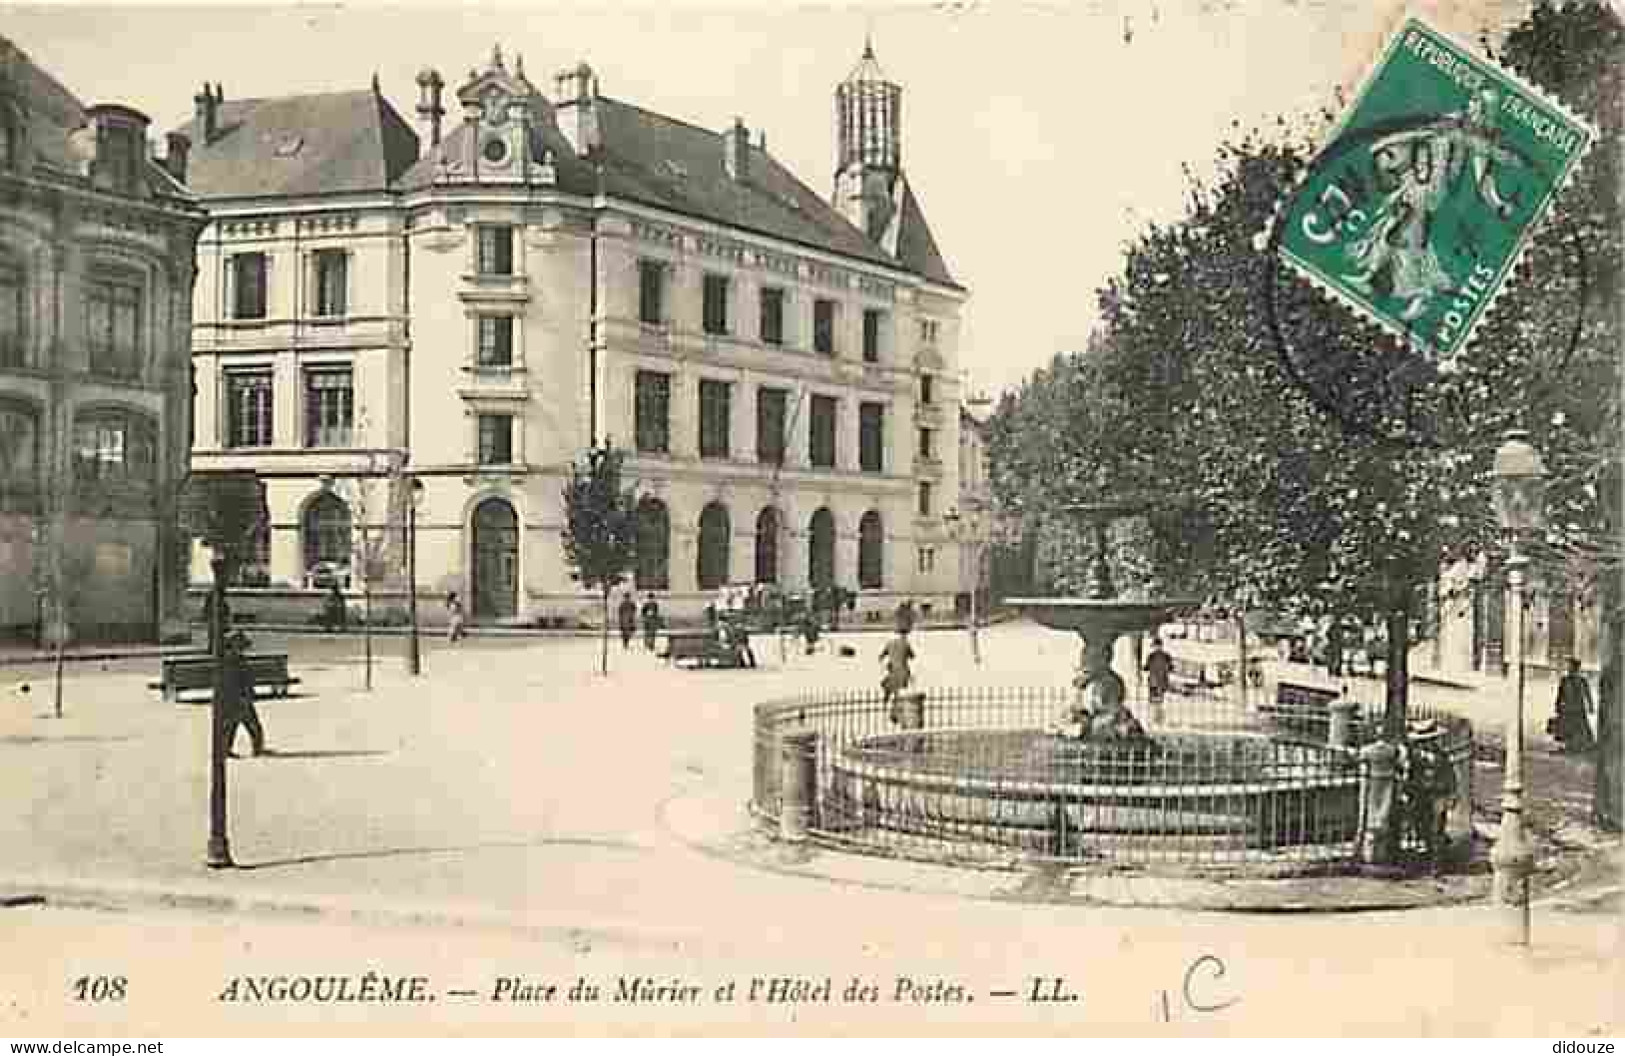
[0,35,206,644]
[183,43,968,624]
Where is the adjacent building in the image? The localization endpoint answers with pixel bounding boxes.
[183,42,969,623]
[0,35,206,644]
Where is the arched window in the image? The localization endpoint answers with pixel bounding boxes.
[696,502,730,591]
[808,507,835,590]
[858,509,884,590]
[302,492,351,576]
[634,496,670,591]
[754,507,779,585]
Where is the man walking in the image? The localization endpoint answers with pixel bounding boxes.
[617,591,638,650]
[1145,638,1173,706]
[640,593,662,652]
[221,630,268,758]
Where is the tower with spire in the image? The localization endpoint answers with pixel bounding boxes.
[833,37,903,244]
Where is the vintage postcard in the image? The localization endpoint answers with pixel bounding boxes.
[0,0,1619,1040]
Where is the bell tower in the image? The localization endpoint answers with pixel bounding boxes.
[833,38,902,244]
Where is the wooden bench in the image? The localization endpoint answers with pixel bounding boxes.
[148,653,301,702]
[662,629,744,669]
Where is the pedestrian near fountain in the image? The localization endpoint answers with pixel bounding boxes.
[617,591,638,650]
[881,625,915,723]
[1549,657,1596,753]
[1145,638,1173,705]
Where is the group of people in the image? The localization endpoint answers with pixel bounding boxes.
[615,592,665,652]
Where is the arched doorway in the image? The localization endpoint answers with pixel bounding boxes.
[858,509,883,589]
[697,502,730,591]
[634,496,670,591]
[808,507,835,590]
[471,497,519,620]
[754,507,779,585]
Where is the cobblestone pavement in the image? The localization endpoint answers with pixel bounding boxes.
[1,623,1618,1034]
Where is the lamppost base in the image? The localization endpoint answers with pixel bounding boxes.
[205,839,235,869]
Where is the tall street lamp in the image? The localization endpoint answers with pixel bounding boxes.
[1489,428,1546,947]
[943,506,984,665]
[405,474,425,677]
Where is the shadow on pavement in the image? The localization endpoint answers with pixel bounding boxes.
[236,749,391,760]
[238,835,645,871]
[0,734,140,746]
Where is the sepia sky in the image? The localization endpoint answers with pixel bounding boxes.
[7,0,1543,396]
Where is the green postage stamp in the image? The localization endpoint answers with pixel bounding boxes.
[1276,16,1597,365]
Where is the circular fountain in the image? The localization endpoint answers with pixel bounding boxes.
[754,500,1469,870]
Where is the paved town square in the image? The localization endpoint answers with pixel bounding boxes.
[1,626,1619,1034]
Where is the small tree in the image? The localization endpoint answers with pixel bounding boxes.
[561,443,637,675]
[336,450,406,692]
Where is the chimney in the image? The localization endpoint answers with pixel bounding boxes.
[724,117,749,183]
[415,67,445,149]
[193,83,218,144]
[553,61,601,158]
[164,131,190,183]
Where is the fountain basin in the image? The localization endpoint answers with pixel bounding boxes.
[823,728,1362,856]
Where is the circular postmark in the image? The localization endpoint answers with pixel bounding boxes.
[1262,111,1591,448]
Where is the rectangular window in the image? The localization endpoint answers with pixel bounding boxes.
[698,379,731,460]
[634,370,671,454]
[73,413,154,482]
[312,250,348,317]
[476,225,515,276]
[638,260,666,325]
[759,287,785,346]
[756,387,787,465]
[863,308,884,363]
[917,481,934,518]
[226,371,274,448]
[0,260,24,368]
[810,394,837,469]
[86,275,142,379]
[920,374,934,406]
[477,315,514,367]
[702,273,730,336]
[231,253,268,320]
[859,401,885,474]
[917,546,935,574]
[477,413,514,465]
[304,368,353,448]
[918,427,934,460]
[813,298,837,355]
[919,318,939,344]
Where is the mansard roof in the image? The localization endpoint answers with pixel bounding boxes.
[173,88,419,198]
[173,64,960,289]
[0,34,192,201]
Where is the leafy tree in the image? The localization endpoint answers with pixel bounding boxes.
[990,1,1621,747]
[561,443,638,675]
